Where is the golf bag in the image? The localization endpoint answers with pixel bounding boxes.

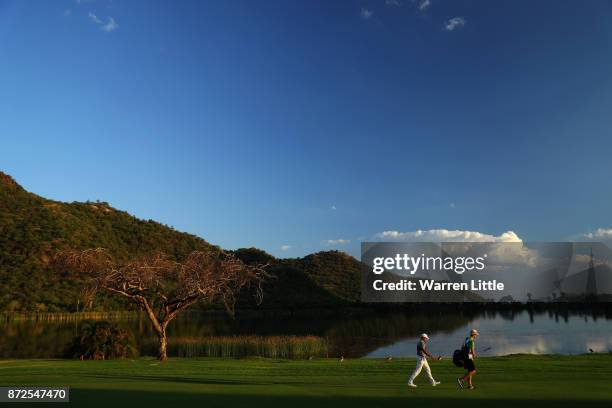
[452,349,465,367]
[453,339,469,368]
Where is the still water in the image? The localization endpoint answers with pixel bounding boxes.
[1,308,611,359]
[367,310,612,358]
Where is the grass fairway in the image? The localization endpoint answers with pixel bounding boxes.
[1,355,611,407]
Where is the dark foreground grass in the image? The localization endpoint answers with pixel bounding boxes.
[0,355,611,407]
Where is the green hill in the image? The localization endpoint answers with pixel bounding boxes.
[232,247,348,308]
[288,251,361,302]
[232,247,360,307]
[0,172,217,311]
[0,172,361,312]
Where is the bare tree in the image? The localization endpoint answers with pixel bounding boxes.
[54,249,267,361]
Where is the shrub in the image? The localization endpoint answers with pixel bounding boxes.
[64,321,138,359]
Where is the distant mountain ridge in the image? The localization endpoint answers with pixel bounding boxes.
[0,171,360,311]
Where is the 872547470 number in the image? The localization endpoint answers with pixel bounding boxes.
[0,387,69,402]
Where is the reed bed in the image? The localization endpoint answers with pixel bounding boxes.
[142,336,328,359]
[0,311,140,323]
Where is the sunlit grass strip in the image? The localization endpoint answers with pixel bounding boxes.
[143,336,329,359]
[0,311,140,322]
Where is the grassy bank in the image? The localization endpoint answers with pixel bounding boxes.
[0,311,140,322]
[141,335,329,358]
[0,355,610,407]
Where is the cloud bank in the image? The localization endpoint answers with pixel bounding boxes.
[374,229,522,242]
[580,228,612,240]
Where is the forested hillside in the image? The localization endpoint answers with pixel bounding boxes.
[0,172,361,311]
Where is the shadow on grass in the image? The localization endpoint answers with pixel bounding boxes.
[80,374,256,386]
[59,389,612,408]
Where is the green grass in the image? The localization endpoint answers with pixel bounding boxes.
[0,355,611,407]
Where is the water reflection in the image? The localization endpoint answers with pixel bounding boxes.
[367,309,612,357]
[1,308,611,359]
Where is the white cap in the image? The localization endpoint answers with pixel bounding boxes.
[421,333,429,339]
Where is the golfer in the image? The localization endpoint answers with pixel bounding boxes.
[457,329,479,390]
[407,333,441,387]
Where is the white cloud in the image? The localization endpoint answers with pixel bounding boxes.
[331,205,337,210]
[88,12,102,24]
[449,202,455,208]
[486,243,539,268]
[418,0,431,11]
[101,17,118,32]
[89,12,118,32]
[63,9,71,17]
[444,16,465,31]
[374,229,521,242]
[325,239,350,246]
[386,0,401,6]
[360,8,373,20]
[280,245,292,251]
[580,228,612,240]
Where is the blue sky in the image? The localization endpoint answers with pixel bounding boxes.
[1,0,612,257]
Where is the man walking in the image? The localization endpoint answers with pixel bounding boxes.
[407,333,441,387]
[457,329,479,390]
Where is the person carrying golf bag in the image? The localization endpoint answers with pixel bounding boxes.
[457,329,479,390]
[407,333,441,388]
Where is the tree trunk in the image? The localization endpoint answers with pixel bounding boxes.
[137,296,168,361]
[157,329,168,361]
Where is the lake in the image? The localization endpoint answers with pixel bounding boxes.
[367,309,612,358]
[1,308,611,359]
